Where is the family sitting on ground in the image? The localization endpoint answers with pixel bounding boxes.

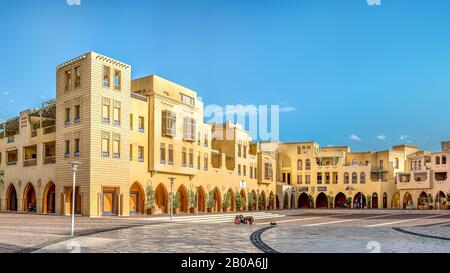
[234,215,254,225]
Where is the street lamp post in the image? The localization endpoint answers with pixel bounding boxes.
[70,161,81,237]
[169,177,175,222]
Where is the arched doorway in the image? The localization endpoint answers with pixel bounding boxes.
[283,192,289,209]
[197,186,206,212]
[392,192,400,209]
[435,191,446,209]
[213,187,221,212]
[177,185,189,213]
[403,192,413,209]
[250,190,257,210]
[23,183,36,213]
[353,192,366,209]
[129,182,144,214]
[418,191,429,209]
[372,193,379,209]
[6,184,17,211]
[334,192,346,208]
[155,183,169,214]
[226,188,235,211]
[43,181,56,214]
[259,191,266,210]
[240,189,246,210]
[298,192,309,208]
[383,193,388,209]
[316,193,328,208]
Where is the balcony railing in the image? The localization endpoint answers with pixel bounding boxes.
[23,159,37,167]
[44,156,56,164]
[7,136,15,143]
[7,161,17,166]
[31,131,37,137]
[44,126,56,135]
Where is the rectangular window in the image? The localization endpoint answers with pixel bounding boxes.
[204,132,208,147]
[238,144,242,157]
[306,175,311,184]
[129,144,133,161]
[197,131,201,145]
[250,166,253,179]
[65,70,72,91]
[264,163,273,180]
[102,102,110,123]
[114,70,121,90]
[103,66,110,88]
[74,105,81,123]
[243,165,246,176]
[254,167,257,179]
[182,148,187,167]
[162,111,176,137]
[183,117,196,141]
[113,139,120,158]
[197,152,201,170]
[298,175,303,184]
[238,164,241,176]
[74,138,80,157]
[113,106,121,126]
[189,149,193,168]
[243,146,247,159]
[138,116,144,132]
[160,143,166,164]
[65,140,70,158]
[130,114,133,130]
[74,66,81,88]
[204,153,208,170]
[65,108,71,125]
[138,146,144,162]
[102,137,110,157]
[180,93,195,106]
[168,145,174,165]
[317,173,323,184]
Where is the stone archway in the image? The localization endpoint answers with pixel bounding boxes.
[129,182,144,214]
[392,192,400,209]
[177,185,189,213]
[213,187,221,212]
[43,181,56,214]
[435,191,446,209]
[316,193,328,208]
[155,183,169,214]
[353,192,366,209]
[197,186,206,212]
[403,192,413,209]
[372,193,379,209]
[23,183,36,213]
[298,192,309,208]
[259,191,267,210]
[6,184,17,211]
[268,191,275,210]
[335,192,346,208]
[250,190,257,210]
[417,191,429,209]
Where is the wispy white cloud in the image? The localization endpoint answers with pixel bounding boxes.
[279,106,296,113]
[376,134,386,141]
[400,135,409,140]
[349,134,362,142]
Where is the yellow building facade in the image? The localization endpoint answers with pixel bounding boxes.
[0,52,448,216]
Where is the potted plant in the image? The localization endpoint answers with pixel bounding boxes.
[173,192,181,214]
[248,191,255,211]
[189,188,197,214]
[145,184,156,215]
[258,194,265,210]
[235,193,244,211]
[346,197,352,209]
[268,195,274,210]
[223,192,231,212]
[207,190,215,213]
[366,195,372,209]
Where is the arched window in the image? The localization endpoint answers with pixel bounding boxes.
[436,156,441,165]
[344,173,349,184]
[395,158,399,169]
[297,160,302,170]
[305,159,311,170]
[360,172,366,184]
[443,155,447,165]
[297,146,301,155]
[352,172,357,184]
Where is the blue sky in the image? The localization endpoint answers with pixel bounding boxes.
[1,0,450,151]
